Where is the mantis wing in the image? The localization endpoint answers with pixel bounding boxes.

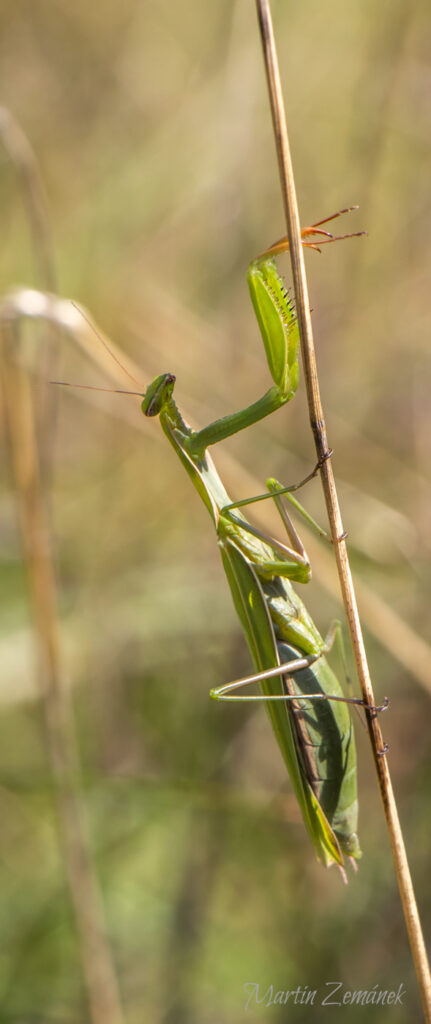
[220,537,344,868]
[162,422,343,866]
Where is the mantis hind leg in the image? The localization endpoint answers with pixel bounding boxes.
[210,622,389,715]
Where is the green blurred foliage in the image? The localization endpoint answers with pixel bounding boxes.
[0,0,430,1021]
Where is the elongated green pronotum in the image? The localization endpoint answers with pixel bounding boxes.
[140,211,371,876]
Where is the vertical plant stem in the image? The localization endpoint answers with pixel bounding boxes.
[0,320,125,1024]
[0,107,59,476]
[0,108,56,294]
[255,1,431,1018]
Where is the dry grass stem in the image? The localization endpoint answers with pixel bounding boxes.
[0,317,125,1024]
[255,0,431,1017]
[0,108,61,472]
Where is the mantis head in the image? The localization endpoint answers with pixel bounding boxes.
[142,373,176,417]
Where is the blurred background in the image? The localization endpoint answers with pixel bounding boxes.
[0,0,430,1021]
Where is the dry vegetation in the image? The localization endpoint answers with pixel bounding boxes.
[0,1,430,1021]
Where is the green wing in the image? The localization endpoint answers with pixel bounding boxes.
[161,419,345,867]
[277,642,361,861]
[220,537,344,868]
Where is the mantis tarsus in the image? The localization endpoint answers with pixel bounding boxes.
[139,209,370,878]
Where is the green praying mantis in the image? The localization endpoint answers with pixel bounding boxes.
[65,207,383,878]
[139,208,379,878]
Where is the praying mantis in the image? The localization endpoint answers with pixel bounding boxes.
[139,208,371,877]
